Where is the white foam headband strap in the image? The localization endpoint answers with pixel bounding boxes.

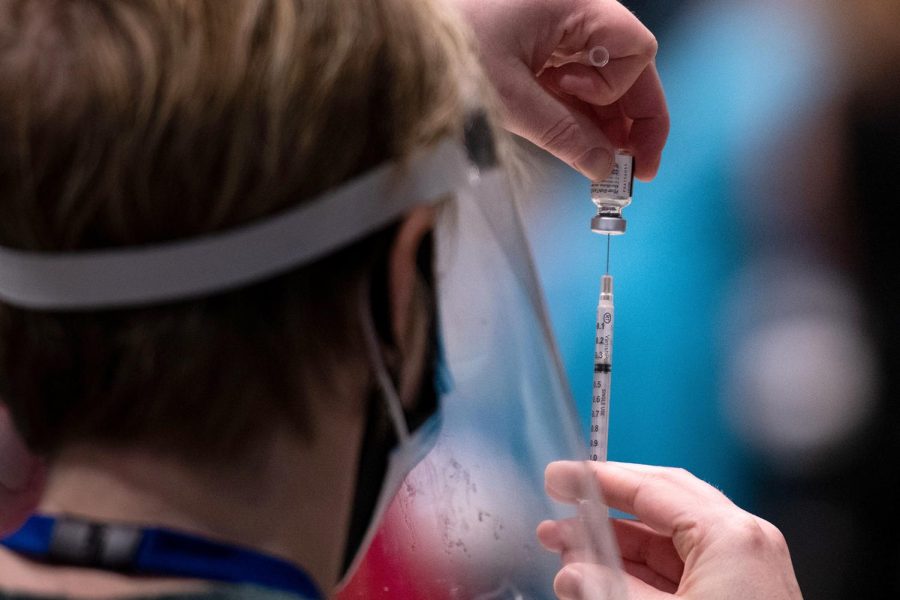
[0,138,476,311]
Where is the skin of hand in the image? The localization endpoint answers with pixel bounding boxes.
[538,461,803,600]
[455,0,669,182]
[0,404,44,538]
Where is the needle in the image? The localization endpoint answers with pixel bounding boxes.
[605,234,610,275]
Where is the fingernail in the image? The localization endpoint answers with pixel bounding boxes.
[546,479,575,502]
[545,462,583,502]
[555,565,584,600]
[575,148,613,181]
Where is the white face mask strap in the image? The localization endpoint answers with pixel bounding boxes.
[358,284,411,443]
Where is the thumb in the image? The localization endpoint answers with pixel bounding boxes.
[553,563,674,600]
[499,62,615,181]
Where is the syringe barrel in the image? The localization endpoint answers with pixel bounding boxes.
[591,275,614,462]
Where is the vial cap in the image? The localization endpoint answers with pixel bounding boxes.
[591,215,627,234]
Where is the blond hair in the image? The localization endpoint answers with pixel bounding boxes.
[0,0,486,458]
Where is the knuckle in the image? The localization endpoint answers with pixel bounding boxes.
[670,467,691,480]
[651,466,690,487]
[726,515,763,545]
[672,516,705,551]
[626,471,658,517]
[759,518,789,548]
[586,77,618,106]
[650,470,677,487]
[644,33,659,59]
[639,470,671,492]
[635,469,684,504]
[726,514,784,553]
[538,116,584,160]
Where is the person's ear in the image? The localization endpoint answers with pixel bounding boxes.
[387,207,435,405]
[387,207,435,347]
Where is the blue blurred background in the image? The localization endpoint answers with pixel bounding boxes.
[521,1,900,597]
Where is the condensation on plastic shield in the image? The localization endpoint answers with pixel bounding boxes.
[348,166,626,599]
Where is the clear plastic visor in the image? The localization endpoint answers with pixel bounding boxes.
[342,154,626,599]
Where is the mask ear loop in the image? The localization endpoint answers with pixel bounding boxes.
[358,283,411,444]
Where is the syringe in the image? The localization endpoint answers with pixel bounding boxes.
[591,273,614,462]
[588,150,632,462]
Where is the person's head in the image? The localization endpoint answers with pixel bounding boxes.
[0,0,494,584]
[0,0,482,456]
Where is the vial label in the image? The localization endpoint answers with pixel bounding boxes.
[591,152,634,201]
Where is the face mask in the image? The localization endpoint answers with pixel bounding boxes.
[336,284,443,583]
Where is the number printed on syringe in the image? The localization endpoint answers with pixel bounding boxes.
[591,275,614,462]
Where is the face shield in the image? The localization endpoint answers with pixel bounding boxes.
[339,118,627,599]
[0,114,626,599]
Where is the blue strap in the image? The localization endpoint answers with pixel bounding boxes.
[1,515,321,599]
[0,514,54,555]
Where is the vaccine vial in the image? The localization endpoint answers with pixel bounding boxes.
[590,150,634,235]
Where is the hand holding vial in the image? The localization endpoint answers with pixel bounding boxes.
[454,0,668,181]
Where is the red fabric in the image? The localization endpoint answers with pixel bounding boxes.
[335,495,449,600]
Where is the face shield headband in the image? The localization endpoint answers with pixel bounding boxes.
[0,115,626,599]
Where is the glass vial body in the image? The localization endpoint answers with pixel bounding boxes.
[590,150,634,235]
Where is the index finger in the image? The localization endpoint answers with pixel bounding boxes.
[546,461,733,537]
[620,63,668,180]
